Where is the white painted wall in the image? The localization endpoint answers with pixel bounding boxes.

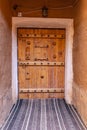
[12,17,74,104]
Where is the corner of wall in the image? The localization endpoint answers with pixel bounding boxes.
[72,81,87,127]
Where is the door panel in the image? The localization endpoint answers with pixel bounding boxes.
[18,28,65,99]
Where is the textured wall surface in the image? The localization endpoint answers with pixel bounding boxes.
[73,83,87,126]
[0,0,87,128]
[11,0,73,18]
[73,0,87,126]
[0,0,12,127]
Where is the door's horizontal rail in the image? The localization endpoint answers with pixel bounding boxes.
[18,34,65,39]
[19,88,64,93]
[18,61,64,66]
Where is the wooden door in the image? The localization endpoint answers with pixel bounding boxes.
[18,28,65,99]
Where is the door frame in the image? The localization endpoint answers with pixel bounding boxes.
[12,17,74,104]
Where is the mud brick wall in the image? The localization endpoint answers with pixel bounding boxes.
[0,0,13,127]
[73,0,87,127]
[72,83,87,126]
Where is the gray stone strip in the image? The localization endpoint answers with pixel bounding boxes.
[21,100,30,130]
[1,99,87,130]
[54,99,66,130]
[68,105,87,130]
[46,99,52,130]
[53,99,62,130]
[25,99,33,130]
[11,100,28,130]
[50,99,60,130]
[6,100,23,130]
[32,100,40,130]
[44,99,47,130]
[36,99,41,130]
[64,101,82,130]
[27,99,36,129]
[47,99,56,130]
[40,99,47,130]
[58,99,76,130]
[4,100,21,130]
[1,100,19,130]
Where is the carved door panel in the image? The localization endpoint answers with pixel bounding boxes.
[18,28,65,99]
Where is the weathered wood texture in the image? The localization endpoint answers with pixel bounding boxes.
[18,28,65,99]
[73,0,87,127]
[0,0,12,127]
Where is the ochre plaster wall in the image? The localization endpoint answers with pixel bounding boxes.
[0,0,12,127]
[0,0,87,128]
[73,0,87,126]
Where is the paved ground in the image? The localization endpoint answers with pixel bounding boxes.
[1,99,87,130]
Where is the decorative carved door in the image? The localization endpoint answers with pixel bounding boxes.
[18,28,65,99]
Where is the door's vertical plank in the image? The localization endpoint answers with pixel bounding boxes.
[25,66,31,89]
[18,38,26,61]
[31,66,35,88]
[57,67,60,88]
[57,66,64,88]
[41,67,48,88]
[53,67,57,88]
[58,39,65,62]
[18,66,26,89]
[25,38,33,61]
[36,66,41,89]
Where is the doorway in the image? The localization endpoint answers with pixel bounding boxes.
[12,18,73,104]
[18,28,65,99]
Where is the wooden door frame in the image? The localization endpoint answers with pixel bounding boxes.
[12,17,74,104]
